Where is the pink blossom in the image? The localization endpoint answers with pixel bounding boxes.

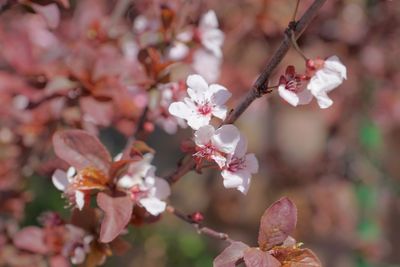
[168,74,231,130]
[193,125,241,168]
[221,135,259,194]
[307,56,347,109]
[117,154,171,216]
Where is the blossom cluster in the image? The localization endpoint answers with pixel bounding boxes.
[169,74,259,194]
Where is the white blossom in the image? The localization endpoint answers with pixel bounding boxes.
[117,154,170,216]
[221,134,258,194]
[168,74,231,130]
[52,167,85,210]
[193,125,240,168]
[307,56,347,109]
[198,10,224,58]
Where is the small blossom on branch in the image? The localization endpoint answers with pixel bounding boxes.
[117,154,171,216]
[306,55,347,109]
[168,74,231,130]
[221,134,259,194]
[193,124,240,168]
[278,65,312,107]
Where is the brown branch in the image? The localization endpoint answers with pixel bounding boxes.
[166,205,233,242]
[165,0,327,184]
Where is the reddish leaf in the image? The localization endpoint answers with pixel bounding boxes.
[213,241,249,267]
[97,192,133,243]
[274,248,322,267]
[13,226,48,254]
[243,248,281,267]
[53,130,111,174]
[258,197,297,250]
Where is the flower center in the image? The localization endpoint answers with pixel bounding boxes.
[227,157,246,172]
[194,143,215,158]
[197,103,212,115]
[130,185,149,201]
[285,78,302,93]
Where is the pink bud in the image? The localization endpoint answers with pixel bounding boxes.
[189,212,204,223]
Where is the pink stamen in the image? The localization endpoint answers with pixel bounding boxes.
[197,104,212,115]
[227,157,246,172]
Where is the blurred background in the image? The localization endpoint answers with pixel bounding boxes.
[1,0,400,266]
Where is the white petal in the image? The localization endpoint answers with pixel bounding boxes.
[52,169,69,191]
[117,174,136,189]
[278,85,300,106]
[211,154,227,168]
[200,10,219,29]
[314,91,333,109]
[234,135,248,158]
[211,106,228,120]
[176,30,193,42]
[75,191,85,210]
[139,197,166,216]
[325,56,347,80]
[152,177,171,200]
[221,170,251,195]
[194,125,215,146]
[168,42,189,61]
[201,29,224,58]
[245,154,259,174]
[71,247,86,265]
[187,74,209,92]
[212,125,240,154]
[297,89,313,105]
[192,49,221,83]
[208,84,231,105]
[66,167,76,178]
[187,113,211,130]
[168,101,191,120]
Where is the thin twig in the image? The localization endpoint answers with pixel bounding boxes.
[166,205,233,242]
[291,0,301,22]
[164,0,327,184]
[290,30,309,61]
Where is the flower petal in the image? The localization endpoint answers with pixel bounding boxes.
[187,113,211,130]
[211,106,227,120]
[212,125,240,154]
[245,153,259,174]
[297,89,313,105]
[186,74,209,102]
[168,101,191,120]
[325,56,347,79]
[201,29,224,58]
[168,42,189,61]
[234,135,248,158]
[193,49,221,83]
[194,125,215,146]
[75,190,85,210]
[52,169,69,191]
[152,177,171,200]
[200,10,219,29]
[208,84,231,106]
[278,85,300,106]
[139,197,167,216]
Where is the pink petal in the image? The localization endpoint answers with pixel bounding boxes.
[187,74,209,102]
[245,154,259,174]
[31,3,60,29]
